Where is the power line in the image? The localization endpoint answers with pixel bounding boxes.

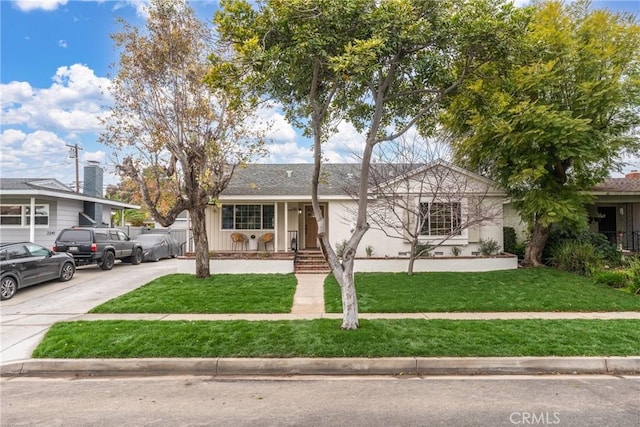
[1,162,73,173]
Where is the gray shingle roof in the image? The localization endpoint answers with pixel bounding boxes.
[0,178,138,209]
[0,178,74,193]
[593,177,640,194]
[222,164,361,197]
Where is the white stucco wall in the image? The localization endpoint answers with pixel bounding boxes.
[503,203,528,243]
[176,257,294,274]
[175,255,517,274]
[327,196,505,258]
[354,255,518,272]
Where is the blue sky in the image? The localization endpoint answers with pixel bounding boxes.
[1,0,639,190]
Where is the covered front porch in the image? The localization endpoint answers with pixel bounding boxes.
[204,200,329,253]
[588,202,640,253]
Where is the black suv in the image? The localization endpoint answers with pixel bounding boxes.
[53,227,143,270]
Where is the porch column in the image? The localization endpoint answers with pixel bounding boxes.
[274,202,279,252]
[29,197,35,242]
[284,202,288,252]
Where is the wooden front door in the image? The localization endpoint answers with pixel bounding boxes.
[304,205,324,249]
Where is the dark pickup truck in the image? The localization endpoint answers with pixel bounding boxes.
[53,227,143,270]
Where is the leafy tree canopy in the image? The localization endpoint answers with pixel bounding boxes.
[444,0,640,265]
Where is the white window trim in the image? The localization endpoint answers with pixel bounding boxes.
[220,203,275,231]
[416,198,468,245]
[0,204,50,228]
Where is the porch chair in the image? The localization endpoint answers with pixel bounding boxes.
[231,232,248,250]
[259,232,274,251]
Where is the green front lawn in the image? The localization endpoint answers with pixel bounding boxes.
[325,268,640,313]
[33,319,640,358]
[90,274,297,314]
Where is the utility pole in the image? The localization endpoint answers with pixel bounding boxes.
[66,143,83,192]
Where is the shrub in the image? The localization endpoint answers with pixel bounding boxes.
[365,245,374,257]
[335,240,348,258]
[503,227,517,254]
[513,242,527,260]
[592,270,631,288]
[479,238,501,256]
[450,246,462,256]
[544,226,622,267]
[414,244,431,258]
[575,231,623,266]
[551,241,601,276]
[627,258,640,295]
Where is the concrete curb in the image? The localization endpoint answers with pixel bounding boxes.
[2,357,639,378]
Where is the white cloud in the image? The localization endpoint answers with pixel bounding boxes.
[0,129,27,146]
[83,150,107,164]
[0,129,75,180]
[262,141,313,164]
[19,130,68,156]
[256,106,297,142]
[12,0,148,15]
[0,64,111,132]
[112,0,150,18]
[1,81,34,105]
[323,122,366,163]
[13,0,68,12]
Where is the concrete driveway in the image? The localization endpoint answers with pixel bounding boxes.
[0,259,177,365]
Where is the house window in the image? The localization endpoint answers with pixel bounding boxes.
[419,202,461,236]
[221,204,275,230]
[0,205,22,225]
[25,205,49,226]
[0,204,49,227]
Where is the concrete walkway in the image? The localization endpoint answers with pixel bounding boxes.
[291,274,326,314]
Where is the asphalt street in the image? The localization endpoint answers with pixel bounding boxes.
[2,375,639,426]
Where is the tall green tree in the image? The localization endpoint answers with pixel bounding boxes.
[444,0,640,266]
[101,0,265,277]
[215,0,524,328]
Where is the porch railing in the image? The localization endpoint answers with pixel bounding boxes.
[288,230,298,262]
[600,231,640,252]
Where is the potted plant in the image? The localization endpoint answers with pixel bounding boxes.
[248,234,258,251]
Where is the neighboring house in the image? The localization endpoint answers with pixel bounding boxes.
[503,171,640,253]
[587,171,640,252]
[0,163,139,248]
[206,161,506,257]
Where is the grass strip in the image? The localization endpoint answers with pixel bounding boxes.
[90,274,297,314]
[325,269,640,313]
[33,319,640,358]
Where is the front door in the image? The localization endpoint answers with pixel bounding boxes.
[304,205,324,249]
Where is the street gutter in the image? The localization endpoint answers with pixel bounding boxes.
[2,356,639,378]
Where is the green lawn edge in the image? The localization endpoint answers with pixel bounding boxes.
[324,269,640,313]
[33,319,640,358]
[90,273,297,314]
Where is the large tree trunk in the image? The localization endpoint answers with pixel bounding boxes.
[524,220,551,267]
[338,249,358,329]
[190,206,210,278]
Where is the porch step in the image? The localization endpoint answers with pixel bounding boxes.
[295,250,331,274]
